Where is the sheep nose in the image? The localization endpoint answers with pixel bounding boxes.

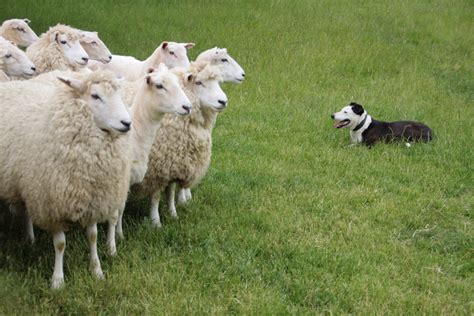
[331,114,335,119]
[108,55,112,61]
[31,66,36,71]
[82,57,89,62]
[121,120,132,129]
[218,100,227,106]
[242,73,245,77]
[182,105,191,113]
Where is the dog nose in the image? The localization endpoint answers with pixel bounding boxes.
[82,57,89,62]
[331,114,335,119]
[218,100,227,106]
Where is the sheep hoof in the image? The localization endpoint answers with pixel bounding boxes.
[116,230,124,240]
[107,244,117,257]
[51,276,64,290]
[91,268,105,280]
[151,221,162,229]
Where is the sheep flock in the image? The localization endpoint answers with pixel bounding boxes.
[0,19,245,289]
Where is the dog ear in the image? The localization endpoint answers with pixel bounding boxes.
[351,103,364,115]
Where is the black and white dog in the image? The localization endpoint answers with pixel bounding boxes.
[331,102,433,147]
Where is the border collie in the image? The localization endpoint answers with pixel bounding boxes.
[331,102,433,147]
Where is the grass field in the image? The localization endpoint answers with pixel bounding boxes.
[0,0,473,314]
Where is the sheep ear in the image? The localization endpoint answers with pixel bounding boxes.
[157,63,168,72]
[24,19,31,24]
[184,43,195,50]
[146,75,152,85]
[161,42,168,50]
[147,68,155,74]
[186,74,193,82]
[57,76,82,91]
[0,49,7,58]
[50,31,60,43]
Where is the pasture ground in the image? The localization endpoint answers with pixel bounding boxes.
[0,0,473,314]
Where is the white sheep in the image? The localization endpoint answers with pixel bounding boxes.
[0,70,133,289]
[79,31,112,63]
[105,64,192,256]
[26,24,89,74]
[20,65,192,258]
[129,64,228,229]
[0,18,38,48]
[0,37,36,81]
[89,41,194,81]
[174,47,246,205]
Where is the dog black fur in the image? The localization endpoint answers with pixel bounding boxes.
[333,103,433,147]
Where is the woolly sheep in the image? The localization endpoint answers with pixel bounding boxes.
[22,64,192,255]
[175,47,246,204]
[0,18,38,47]
[0,37,36,81]
[26,24,89,74]
[89,41,195,81]
[129,64,227,229]
[0,70,133,289]
[105,64,192,256]
[79,30,112,63]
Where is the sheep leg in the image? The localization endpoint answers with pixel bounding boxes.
[167,183,178,219]
[51,231,66,289]
[116,205,125,240]
[26,216,35,244]
[149,190,162,228]
[107,220,117,257]
[10,202,35,243]
[184,188,192,202]
[177,187,187,205]
[87,223,104,279]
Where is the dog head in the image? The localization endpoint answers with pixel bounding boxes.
[331,102,366,129]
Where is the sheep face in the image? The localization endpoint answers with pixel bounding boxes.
[80,31,112,64]
[159,41,194,69]
[145,64,192,116]
[0,40,36,77]
[52,32,90,68]
[189,65,228,112]
[197,48,245,83]
[58,74,132,134]
[1,19,38,47]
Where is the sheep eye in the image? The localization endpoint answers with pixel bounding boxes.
[5,54,12,58]
[169,51,175,56]
[344,111,347,113]
[91,41,97,46]
[17,28,26,33]
[156,84,164,89]
[91,94,101,100]
[195,81,203,86]
[221,58,228,62]
[60,40,67,44]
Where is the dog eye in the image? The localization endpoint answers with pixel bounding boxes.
[91,94,101,101]
[221,58,228,62]
[156,84,164,89]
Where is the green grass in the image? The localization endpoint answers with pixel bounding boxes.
[1,0,473,314]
